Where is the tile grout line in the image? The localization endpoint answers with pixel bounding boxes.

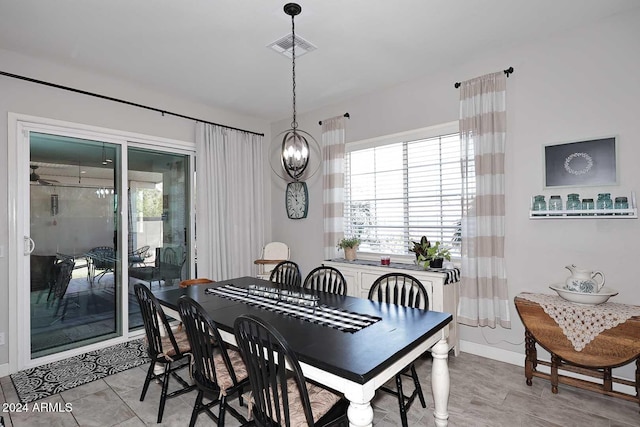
[103,378,146,426]
[57,392,80,426]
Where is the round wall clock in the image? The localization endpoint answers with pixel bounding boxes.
[285,181,308,219]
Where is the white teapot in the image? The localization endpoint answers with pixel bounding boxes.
[565,264,605,293]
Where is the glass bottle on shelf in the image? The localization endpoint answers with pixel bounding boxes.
[614,196,629,215]
[548,195,562,216]
[532,195,546,216]
[566,193,581,216]
[582,198,595,216]
[596,193,613,214]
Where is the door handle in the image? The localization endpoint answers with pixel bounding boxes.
[24,236,35,255]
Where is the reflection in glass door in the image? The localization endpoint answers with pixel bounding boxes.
[29,133,121,358]
[127,147,190,330]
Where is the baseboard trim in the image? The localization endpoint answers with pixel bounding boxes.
[459,339,636,396]
[459,339,525,366]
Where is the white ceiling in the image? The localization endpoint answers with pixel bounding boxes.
[1,1,639,122]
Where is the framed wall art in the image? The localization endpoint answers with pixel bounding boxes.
[544,136,617,188]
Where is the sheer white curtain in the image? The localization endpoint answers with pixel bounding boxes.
[458,71,511,328]
[321,116,347,260]
[195,123,264,281]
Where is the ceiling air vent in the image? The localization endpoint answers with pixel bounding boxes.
[268,33,317,58]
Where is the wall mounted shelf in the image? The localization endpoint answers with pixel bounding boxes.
[529,192,636,219]
[529,208,637,219]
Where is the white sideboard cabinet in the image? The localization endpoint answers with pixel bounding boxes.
[324,259,460,355]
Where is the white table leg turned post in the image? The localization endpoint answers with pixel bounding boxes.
[431,338,450,427]
[344,387,375,427]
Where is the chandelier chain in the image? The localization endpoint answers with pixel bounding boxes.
[291,13,297,130]
[272,3,320,183]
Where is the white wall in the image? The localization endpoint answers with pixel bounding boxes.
[271,10,640,379]
[0,48,271,367]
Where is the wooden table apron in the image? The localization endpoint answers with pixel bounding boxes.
[514,295,640,404]
[153,276,453,427]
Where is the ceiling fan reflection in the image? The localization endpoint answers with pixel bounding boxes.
[29,165,59,186]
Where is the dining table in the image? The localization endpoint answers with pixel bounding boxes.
[152,276,453,427]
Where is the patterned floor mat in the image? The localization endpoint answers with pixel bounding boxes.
[10,339,150,403]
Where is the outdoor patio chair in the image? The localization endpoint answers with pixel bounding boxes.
[156,246,185,284]
[86,246,116,285]
[128,245,150,267]
[30,254,57,294]
[129,246,186,288]
[48,258,76,323]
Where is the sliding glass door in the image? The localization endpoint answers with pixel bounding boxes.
[29,133,121,358]
[24,129,192,361]
[127,147,191,330]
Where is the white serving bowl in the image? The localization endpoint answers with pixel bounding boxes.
[549,284,619,305]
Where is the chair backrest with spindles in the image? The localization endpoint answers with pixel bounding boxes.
[269,260,302,289]
[303,265,347,296]
[368,272,429,310]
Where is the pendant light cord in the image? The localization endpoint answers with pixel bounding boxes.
[291,13,298,130]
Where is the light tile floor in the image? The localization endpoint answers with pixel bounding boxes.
[1,352,638,426]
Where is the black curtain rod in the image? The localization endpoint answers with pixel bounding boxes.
[454,67,514,89]
[0,70,265,137]
[318,112,350,125]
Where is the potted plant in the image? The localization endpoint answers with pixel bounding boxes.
[409,236,431,261]
[410,236,451,269]
[425,241,451,268]
[337,237,360,261]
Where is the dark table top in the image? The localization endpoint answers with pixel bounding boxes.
[153,276,452,385]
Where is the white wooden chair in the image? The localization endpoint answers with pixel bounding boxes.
[254,242,290,280]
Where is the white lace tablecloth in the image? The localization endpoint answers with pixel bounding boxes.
[519,293,640,351]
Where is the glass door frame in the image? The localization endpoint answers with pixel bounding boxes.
[29,133,123,359]
[7,113,195,373]
[125,142,196,330]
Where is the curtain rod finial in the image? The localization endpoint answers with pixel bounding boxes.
[319,112,350,126]
[455,67,513,89]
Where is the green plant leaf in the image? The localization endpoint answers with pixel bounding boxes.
[337,236,361,249]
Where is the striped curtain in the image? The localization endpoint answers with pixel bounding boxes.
[458,71,511,328]
[321,116,347,260]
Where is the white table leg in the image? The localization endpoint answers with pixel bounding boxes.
[431,338,450,427]
[344,388,375,427]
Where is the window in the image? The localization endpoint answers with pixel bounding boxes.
[344,123,468,258]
